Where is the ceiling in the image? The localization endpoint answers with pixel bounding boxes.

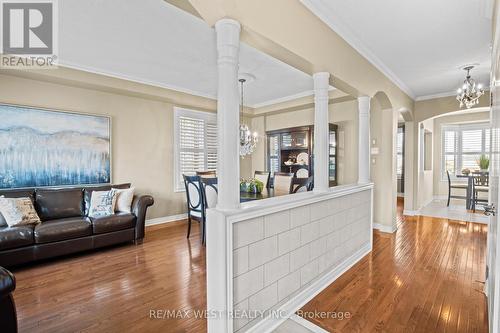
[58,0,316,107]
[301,0,493,100]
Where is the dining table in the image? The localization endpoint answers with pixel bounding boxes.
[239,188,289,202]
[456,172,489,210]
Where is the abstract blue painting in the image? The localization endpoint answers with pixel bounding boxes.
[0,104,111,189]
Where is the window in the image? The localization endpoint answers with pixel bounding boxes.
[396,126,404,177]
[174,107,217,191]
[441,122,491,180]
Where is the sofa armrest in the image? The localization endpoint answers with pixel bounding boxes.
[132,195,154,240]
[0,266,15,298]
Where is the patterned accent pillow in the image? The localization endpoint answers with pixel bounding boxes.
[0,196,41,227]
[88,190,118,218]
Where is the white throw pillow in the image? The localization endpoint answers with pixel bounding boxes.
[0,196,41,227]
[113,187,135,213]
[88,190,118,218]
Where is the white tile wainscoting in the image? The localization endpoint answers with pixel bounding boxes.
[206,183,374,333]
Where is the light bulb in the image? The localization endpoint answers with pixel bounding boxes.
[477,83,483,90]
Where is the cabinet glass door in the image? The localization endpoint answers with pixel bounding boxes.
[292,131,308,148]
[281,133,293,148]
[268,134,280,175]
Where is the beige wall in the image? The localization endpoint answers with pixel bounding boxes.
[370,101,397,229]
[432,111,490,197]
[250,100,358,186]
[0,72,226,220]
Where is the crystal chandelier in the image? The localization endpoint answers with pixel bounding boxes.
[239,78,258,157]
[456,65,484,109]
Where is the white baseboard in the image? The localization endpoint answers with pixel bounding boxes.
[373,223,397,233]
[245,243,372,333]
[289,314,329,333]
[145,213,187,227]
[403,210,419,216]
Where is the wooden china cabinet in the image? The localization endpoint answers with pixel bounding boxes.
[266,124,338,187]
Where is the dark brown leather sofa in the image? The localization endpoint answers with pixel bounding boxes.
[0,184,154,267]
[0,266,17,333]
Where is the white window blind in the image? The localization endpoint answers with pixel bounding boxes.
[441,122,491,180]
[174,108,217,191]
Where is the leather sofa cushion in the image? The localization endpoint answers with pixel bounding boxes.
[84,183,130,215]
[0,225,34,250]
[91,213,136,234]
[35,189,84,221]
[34,217,91,244]
[0,189,36,227]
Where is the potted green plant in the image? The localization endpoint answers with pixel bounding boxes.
[477,154,490,172]
[239,178,264,193]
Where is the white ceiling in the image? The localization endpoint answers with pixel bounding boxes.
[301,0,493,99]
[58,0,315,107]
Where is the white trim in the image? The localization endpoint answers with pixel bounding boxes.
[145,213,187,227]
[415,90,458,101]
[299,0,415,99]
[59,60,217,101]
[249,86,335,109]
[245,243,372,333]
[416,89,491,102]
[373,223,397,233]
[289,314,329,333]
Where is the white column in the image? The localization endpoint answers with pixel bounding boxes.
[358,96,371,184]
[215,18,241,210]
[313,72,330,192]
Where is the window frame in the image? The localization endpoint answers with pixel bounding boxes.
[441,122,490,181]
[173,107,217,192]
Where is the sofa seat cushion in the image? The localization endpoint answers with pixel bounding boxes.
[0,225,34,250]
[34,217,91,244]
[91,213,136,234]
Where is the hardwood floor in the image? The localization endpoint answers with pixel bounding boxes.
[11,199,489,333]
[11,220,207,333]
[300,200,489,333]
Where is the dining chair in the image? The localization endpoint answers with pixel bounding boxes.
[196,170,216,178]
[254,171,271,188]
[273,172,294,194]
[183,175,205,243]
[295,167,309,178]
[199,177,218,245]
[290,176,314,193]
[472,173,489,212]
[446,170,468,207]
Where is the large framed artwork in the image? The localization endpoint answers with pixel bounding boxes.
[0,104,111,189]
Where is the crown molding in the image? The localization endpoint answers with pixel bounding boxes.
[300,0,415,100]
[415,90,457,101]
[58,60,218,101]
[249,86,335,109]
[416,87,491,102]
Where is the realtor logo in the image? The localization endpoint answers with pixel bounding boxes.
[1,0,58,68]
